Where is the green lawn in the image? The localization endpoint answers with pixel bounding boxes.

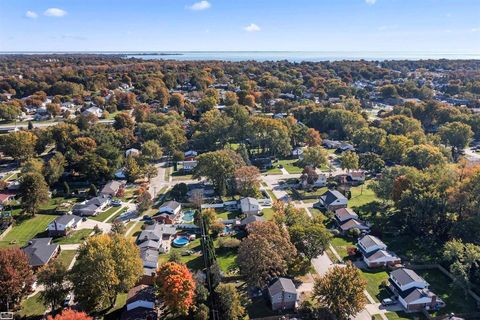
[330,237,355,260]
[0,214,57,248]
[57,250,77,268]
[106,207,128,223]
[216,209,239,220]
[158,238,204,270]
[214,237,239,275]
[54,229,92,244]
[386,312,426,320]
[264,188,278,201]
[360,269,390,302]
[265,168,282,175]
[127,221,144,239]
[349,182,379,208]
[416,268,478,315]
[90,206,122,222]
[277,159,303,174]
[103,292,127,320]
[261,208,275,220]
[18,292,47,318]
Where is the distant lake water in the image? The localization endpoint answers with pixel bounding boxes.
[125,51,480,62]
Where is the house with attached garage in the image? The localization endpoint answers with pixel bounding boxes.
[338,218,370,233]
[334,207,358,225]
[48,214,83,237]
[122,285,157,320]
[240,197,260,216]
[268,277,297,311]
[23,238,60,269]
[314,190,348,211]
[388,268,445,312]
[72,195,110,216]
[357,235,401,267]
[153,201,182,224]
[100,180,124,197]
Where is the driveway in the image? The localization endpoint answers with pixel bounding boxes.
[80,219,111,233]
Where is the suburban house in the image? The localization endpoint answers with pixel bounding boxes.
[23,238,60,269]
[347,171,366,185]
[159,201,181,215]
[313,174,327,187]
[182,160,198,172]
[184,150,198,160]
[125,148,141,157]
[292,147,304,159]
[314,190,348,211]
[251,157,273,171]
[334,207,359,225]
[82,106,103,118]
[388,268,444,312]
[363,250,401,268]
[268,278,297,311]
[137,223,176,254]
[47,214,83,237]
[122,285,157,320]
[240,197,260,216]
[322,139,342,149]
[72,195,110,216]
[239,215,265,228]
[100,180,124,197]
[339,219,370,233]
[0,191,16,204]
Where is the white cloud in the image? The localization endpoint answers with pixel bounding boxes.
[187,1,211,11]
[365,0,377,5]
[44,8,67,17]
[244,23,261,32]
[25,11,38,19]
[471,28,479,32]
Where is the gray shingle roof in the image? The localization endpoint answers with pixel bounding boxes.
[23,238,59,267]
[390,268,427,287]
[403,288,435,304]
[335,208,358,222]
[53,214,81,226]
[240,215,265,226]
[358,235,385,250]
[268,278,297,296]
[320,190,347,206]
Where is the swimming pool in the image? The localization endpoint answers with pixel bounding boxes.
[182,210,195,223]
[172,236,190,247]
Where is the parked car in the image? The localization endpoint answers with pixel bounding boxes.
[381,298,395,306]
[64,294,72,307]
[111,199,122,207]
[143,215,152,221]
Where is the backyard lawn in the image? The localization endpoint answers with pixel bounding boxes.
[261,208,274,220]
[330,237,355,261]
[416,268,478,315]
[54,229,92,245]
[57,250,77,268]
[158,238,203,270]
[0,214,57,248]
[216,209,239,220]
[18,293,47,318]
[348,182,379,208]
[360,269,390,302]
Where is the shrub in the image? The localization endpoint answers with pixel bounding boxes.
[218,237,241,249]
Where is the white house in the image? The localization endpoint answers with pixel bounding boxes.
[389,268,429,293]
[126,285,156,311]
[240,197,260,216]
[363,250,401,268]
[357,235,387,255]
[182,160,198,172]
[82,106,103,118]
[292,147,304,159]
[100,180,124,197]
[48,215,83,236]
[399,289,443,312]
[268,278,297,311]
[125,148,141,157]
[314,190,348,211]
[313,174,327,187]
[159,201,181,216]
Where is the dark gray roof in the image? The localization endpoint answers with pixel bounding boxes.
[127,285,156,305]
[320,190,347,206]
[23,238,59,267]
[138,240,161,250]
[161,201,181,211]
[140,248,159,264]
[268,278,297,296]
[390,268,427,287]
[53,214,81,226]
[100,180,123,195]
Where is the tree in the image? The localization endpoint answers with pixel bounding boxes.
[380,84,399,99]
[305,128,322,147]
[44,152,66,185]
[289,224,332,261]
[0,248,34,310]
[438,121,474,159]
[302,146,328,169]
[125,155,142,182]
[19,172,50,215]
[21,158,44,174]
[46,103,61,117]
[137,190,153,212]
[0,103,21,121]
[300,166,319,187]
[156,262,196,316]
[405,144,446,169]
[215,283,245,320]
[141,140,163,161]
[47,309,92,320]
[171,183,188,200]
[234,166,261,197]
[69,234,143,312]
[169,92,185,109]
[113,112,135,130]
[340,151,359,172]
[194,149,245,196]
[0,130,37,160]
[237,221,297,287]
[194,208,216,229]
[443,239,480,293]
[110,220,126,234]
[352,127,386,153]
[382,134,414,164]
[313,263,367,320]
[37,260,71,311]
[89,184,98,197]
[359,152,385,174]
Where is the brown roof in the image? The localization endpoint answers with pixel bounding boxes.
[127,285,156,305]
[335,208,358,222]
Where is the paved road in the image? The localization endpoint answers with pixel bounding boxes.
[464,148,480,163]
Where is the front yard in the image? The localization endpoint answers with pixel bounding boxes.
[57,249,77,268]
[53,229,93,245]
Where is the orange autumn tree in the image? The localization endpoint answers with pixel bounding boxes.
[47,309,92,320]
[156,262,196,316]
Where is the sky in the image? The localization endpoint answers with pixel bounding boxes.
[0,0,479,53]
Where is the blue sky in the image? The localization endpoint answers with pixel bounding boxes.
[0,0,479,52]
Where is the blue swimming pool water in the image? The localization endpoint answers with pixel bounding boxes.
[172,236,189,247]
[182,210,195,223]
